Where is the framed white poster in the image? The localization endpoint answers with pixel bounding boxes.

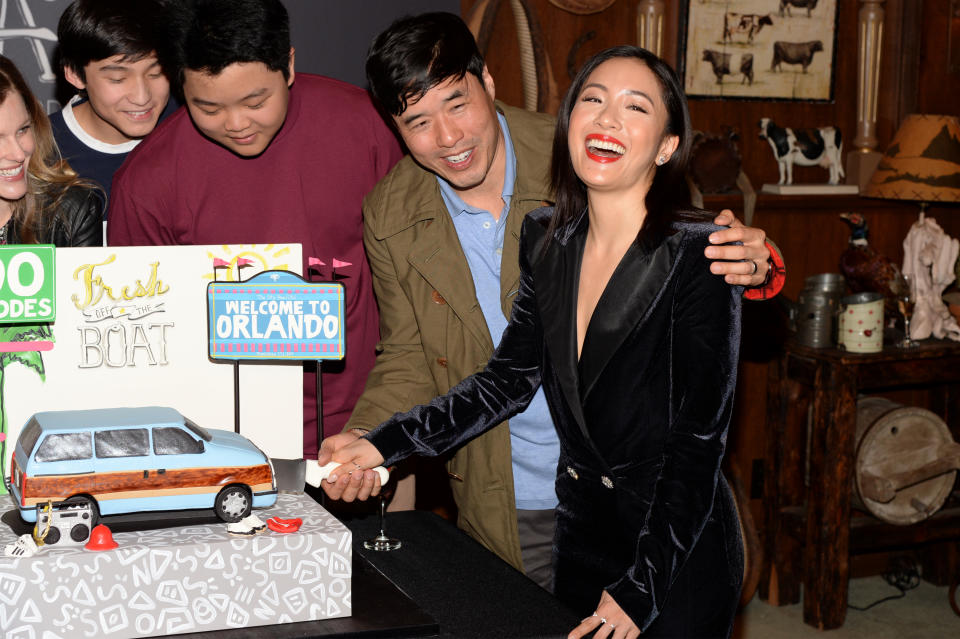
[681,0,838,101]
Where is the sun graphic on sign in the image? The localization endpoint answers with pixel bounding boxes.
[204,244,293,282]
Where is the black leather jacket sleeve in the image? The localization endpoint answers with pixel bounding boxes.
[8,185,104,247]
[46,186,104,247]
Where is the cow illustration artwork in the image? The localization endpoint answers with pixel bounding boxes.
[779,0,820,18]
[702,49,754,85]
[758,118,844,185]
[722,13,774,44]
[771,40,824,73]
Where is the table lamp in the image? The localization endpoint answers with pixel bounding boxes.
[864,114,960,210]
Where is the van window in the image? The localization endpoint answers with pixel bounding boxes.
[34,432,92,463]
[154,427,203,455]
[19,418,42,457]
[183,417,213,442]
[96,429,149,458]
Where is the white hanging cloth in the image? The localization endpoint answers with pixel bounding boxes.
[902,212,960,341]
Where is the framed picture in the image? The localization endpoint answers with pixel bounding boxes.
[680,0,839,101]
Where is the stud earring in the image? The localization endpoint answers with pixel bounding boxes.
[657,155,667,166]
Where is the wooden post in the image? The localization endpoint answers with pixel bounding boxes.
[847,0,886,190]
[803,360,857,629]
[636,0,664,57]
[761,353,808,607]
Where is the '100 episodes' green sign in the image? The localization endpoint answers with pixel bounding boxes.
[0,246,55,323]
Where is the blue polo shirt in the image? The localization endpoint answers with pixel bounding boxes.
[438,113,559,511]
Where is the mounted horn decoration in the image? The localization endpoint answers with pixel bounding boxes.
[465,0,560,112]
[549,0,616,14]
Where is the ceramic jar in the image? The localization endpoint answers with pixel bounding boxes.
[838,292,884,353]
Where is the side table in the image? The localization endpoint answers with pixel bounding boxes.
[761,340,960,629]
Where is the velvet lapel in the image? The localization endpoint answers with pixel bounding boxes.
[534,215,592,444]
[578,230,685,401]
[407,212,494,353]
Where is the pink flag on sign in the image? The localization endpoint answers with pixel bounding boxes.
[308,257,326,267]
[213,258,229,267]
[332,259,352,268]
[237,258,255,266]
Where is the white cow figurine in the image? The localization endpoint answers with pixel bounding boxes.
[758,117,844,184]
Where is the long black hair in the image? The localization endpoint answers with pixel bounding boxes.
[546,46,692,246]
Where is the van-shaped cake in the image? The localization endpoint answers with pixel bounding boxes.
[5,406,277,524]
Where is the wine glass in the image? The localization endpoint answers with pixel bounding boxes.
[363,475,401,551]
[898,274,916,348]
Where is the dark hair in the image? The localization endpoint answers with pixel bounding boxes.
[366,12,486,117]
[547,46,693,246]
[58,0,170,81]
[172,0,291,87]
[0,56,96,243]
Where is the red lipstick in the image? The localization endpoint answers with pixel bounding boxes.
[585,134,626,163]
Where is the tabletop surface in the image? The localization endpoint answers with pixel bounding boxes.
[3,496,580,638]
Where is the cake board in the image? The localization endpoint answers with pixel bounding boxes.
[0,493,353,638]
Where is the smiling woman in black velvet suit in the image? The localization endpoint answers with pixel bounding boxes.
[328,46,744,639]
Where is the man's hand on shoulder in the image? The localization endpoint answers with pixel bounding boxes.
[705,210,772,288]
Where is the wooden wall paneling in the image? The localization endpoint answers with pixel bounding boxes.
[880,0,922,136]
[917,0,960,116]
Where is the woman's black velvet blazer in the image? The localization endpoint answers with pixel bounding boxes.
[367,206,744,636]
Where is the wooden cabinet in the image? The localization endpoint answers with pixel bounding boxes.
[762,340,960,629]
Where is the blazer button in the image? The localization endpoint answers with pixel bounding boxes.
[431,290,446,305]
[437,357,448,368]
[566,466,579,480]
[601,476,614,489]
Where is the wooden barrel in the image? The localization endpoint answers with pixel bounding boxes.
[853,397,960,525]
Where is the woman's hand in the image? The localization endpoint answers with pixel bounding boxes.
[317,434,386,501]
[568,590,641,639]
[705,209,771,287]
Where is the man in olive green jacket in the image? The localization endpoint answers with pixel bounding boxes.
[346,101,555,572]
[320,12,778,581]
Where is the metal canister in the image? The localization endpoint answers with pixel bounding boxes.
[796,273,845,348]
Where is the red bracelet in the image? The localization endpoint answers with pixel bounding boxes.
[744,239,786,301]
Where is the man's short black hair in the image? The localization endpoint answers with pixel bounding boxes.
[366,12,486,117]
[173,0,291,86]
[58,0,170,81]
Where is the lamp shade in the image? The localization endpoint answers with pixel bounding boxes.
[864,114,960,202]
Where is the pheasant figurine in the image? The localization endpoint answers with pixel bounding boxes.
[839,212,906,317]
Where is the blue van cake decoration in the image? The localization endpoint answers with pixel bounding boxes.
[5,406,277,525]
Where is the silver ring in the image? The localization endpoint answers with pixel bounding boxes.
[610,623,616,629]
[748,260,759,275]
[600,617,607,624]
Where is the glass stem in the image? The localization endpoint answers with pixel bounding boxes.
[378,495,387,537]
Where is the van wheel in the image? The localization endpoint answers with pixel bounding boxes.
[65,496,99,527]
[215,486,251,522]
